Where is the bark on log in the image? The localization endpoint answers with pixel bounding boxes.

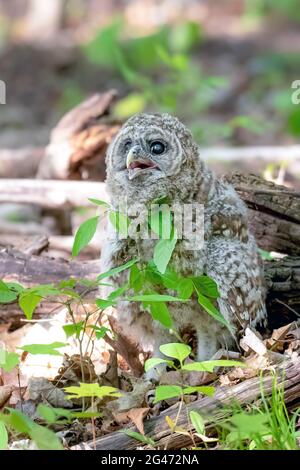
[37,91,120,181]
[0,248,99,286]
[227,173,300,256]
[73,358,300,450]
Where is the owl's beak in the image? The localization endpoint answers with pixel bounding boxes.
[126,146,158,179]
[126,147,139,169]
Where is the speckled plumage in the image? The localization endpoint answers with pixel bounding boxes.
[101,113,267,375]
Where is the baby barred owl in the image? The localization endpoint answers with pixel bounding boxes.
[101,113,266,376]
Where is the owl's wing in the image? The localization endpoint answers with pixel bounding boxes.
[206,236,267,334]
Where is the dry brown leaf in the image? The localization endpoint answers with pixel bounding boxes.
[240,327,266,355]
[219,374,239,386]
[220,353,271,384]
[113,407,149,435]
[159,370,182,385]
[127,407,149,435]
[265,323,295,351]
[100,350,119,388]
[0,385,13,407]
[1,367,27,388]
[286,328,300,341]
[28,377,72,408]
[0,324,32,350]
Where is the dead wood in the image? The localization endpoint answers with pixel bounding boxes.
[0,173,299,255]
[0,179,104,209]
[72,358,300,450]
[0,147,44,178]
[104,316,144,377]
[0,247,99,287]
[227,173,300,256]
[0,234,49,255]
[0,248,299,327]
[202,145,300,173]
[37,91,120,181]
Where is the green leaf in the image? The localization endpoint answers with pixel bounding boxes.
[109,211,130,237]
[160,343,191,365]
[181,359,245,373]
[121,430,155,447]
[63,322,85,339]
[37,404,57,424]
[5,408,32,434]
[129,264,144,292]
[88,325,110,340]
[144,263,163,285]
[18,293,42,320]
[58,279,77,289]
[153,236,177,274]
[64,383,121,400]
[159,269,180,290]
[97,258,138,281]
[4,408,63,450]
[189,411,205,436]
[127,294,185,302]
[197,293,229,328]
[149,205,172,238]
[114,93,146,119]
[29,284,61,297]
[0,280,10,291]
[88,198,111,209]
[192,275,219,298]
[229,412,270,436]
[287,108,300,136]
[0,421,8,449]
[72,216,99,257]
[177,278,194,300]
[144,357,173,372]
[183,386,215,397]
[108,285,128,300]
[0,348,19,372]
[71,411,102,419]
[0,280,21,304]
[83,18,123,67]
[30,424,63,450]
[19,342,67,356]
[95,298,116,310]
[37,405,99,424]
[258,248,274,261]
[169,21,202,53]
[153,385,182,403]
[149,302,173,328]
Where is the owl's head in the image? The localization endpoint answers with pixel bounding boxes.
[106,113,204,203]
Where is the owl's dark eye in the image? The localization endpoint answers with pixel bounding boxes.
[150,141,166,155]
[124,140,132,152]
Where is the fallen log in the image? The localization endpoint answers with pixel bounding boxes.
[228,173,300,256]
[0,247,99,286]
[0,174,299,255]
[0,179,105,209]
[0,147,44,178]
[37,91,120,181]
[0,234,49,255]
[0,248,299,326]
[73,358,300,450]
